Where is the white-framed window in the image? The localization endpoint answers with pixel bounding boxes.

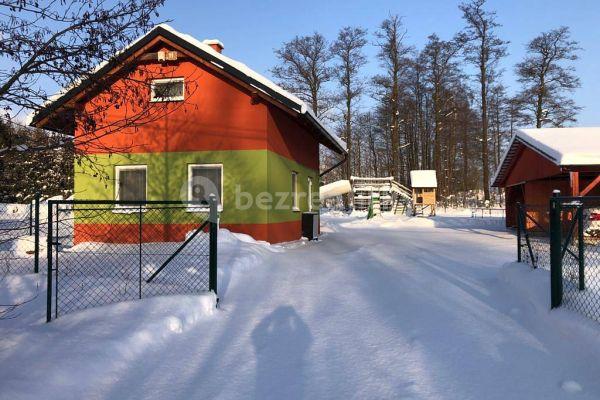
[307,177,313,212]
[115,165,147,203]
[188,164,223,209]
[150,78,185,102]
[291,171,299,211]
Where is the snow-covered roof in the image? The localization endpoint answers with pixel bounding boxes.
[516,128,600,165]
[29,24,346,154]
[492,127,600,186]
[410,170,437,188]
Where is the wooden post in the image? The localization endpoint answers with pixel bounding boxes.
[580,173,600,197]
[570,171,580,196]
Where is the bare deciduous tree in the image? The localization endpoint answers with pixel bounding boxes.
[459,0,508,201]
[421,34,462,196]
[271,33,334,118]
[515,26,581,128]
[374,15,412,181]
[0,0,164,121]
[331,26,367,207]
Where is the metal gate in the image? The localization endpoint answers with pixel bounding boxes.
[46,198,218,321]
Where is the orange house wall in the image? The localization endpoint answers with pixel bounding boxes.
[266,104,319,171]
[73,221,302,244]
[76,60,269,155]
[75,58,320,172]
[73,48,320,243]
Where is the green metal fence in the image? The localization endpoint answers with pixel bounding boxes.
[549,193,600,323]
[0,194,41,274]
[516,203,550,269]
[46,197,219,321]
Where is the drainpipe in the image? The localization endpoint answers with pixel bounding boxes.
[319,153,348,178]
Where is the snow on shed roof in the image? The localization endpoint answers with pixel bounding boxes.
[516,127,600,165]
[492,127,600,186]
[410,170,437,188]
[28,24,346,154]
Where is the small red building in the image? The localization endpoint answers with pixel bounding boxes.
[493,128,600,228]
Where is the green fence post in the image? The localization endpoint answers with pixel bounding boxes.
[46,201,53,322]
[138,205,143,300]
[550,190,563,309]
[577,205,585,291]
[29,198,33,235]
[516,203,522,263]
[209,195,218,299]
[34,193,40,273]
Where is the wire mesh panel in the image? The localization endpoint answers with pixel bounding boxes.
[556,197,600,323]
[47,200,216,320]
[517,204,550,269]
[0,197,42,274]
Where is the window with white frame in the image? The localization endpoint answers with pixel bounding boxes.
[291,171,299,211]
[150,78,184,102]
[188,164,223,207]
[115,166,147,202]
[307,177,313,212]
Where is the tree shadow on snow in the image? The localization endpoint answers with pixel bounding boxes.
[251,305,312,399]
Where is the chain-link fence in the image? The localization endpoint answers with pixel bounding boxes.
[46,199,218,321]
[516,203,550,269]
[549,196,600,323]
[0,195,42,274]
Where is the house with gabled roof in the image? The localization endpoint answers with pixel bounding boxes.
[30,24,346,243]
[493,128,600,228]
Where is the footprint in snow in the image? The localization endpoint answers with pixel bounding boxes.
[561,380,583,394]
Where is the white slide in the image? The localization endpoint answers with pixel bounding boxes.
[320,180,352,201]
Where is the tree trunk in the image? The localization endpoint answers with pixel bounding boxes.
[480,57,490,201]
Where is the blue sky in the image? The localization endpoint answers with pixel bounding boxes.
[159,0,600,126]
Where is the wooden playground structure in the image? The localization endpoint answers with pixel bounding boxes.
[410,170,437,216]
[320,171,438,217]
[350,176,412,214]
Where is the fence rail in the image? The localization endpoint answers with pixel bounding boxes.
[46,198,218,321]
[471,207,505,219]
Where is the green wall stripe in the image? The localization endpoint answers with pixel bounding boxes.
[75,149,319,225]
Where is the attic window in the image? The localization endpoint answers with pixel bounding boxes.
[150,78,184,102]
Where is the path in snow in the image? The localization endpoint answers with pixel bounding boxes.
[2,213,600,399]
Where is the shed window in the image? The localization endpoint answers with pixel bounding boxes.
[188,164,223,207]
[151,78,184,102]
[292,172,299,211]
[116,166,147,202]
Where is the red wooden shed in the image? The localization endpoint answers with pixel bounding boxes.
[493,128,600,228]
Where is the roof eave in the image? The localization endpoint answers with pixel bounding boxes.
[303,111,347,155]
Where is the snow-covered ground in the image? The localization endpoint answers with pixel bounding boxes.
[2,211,600,399]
